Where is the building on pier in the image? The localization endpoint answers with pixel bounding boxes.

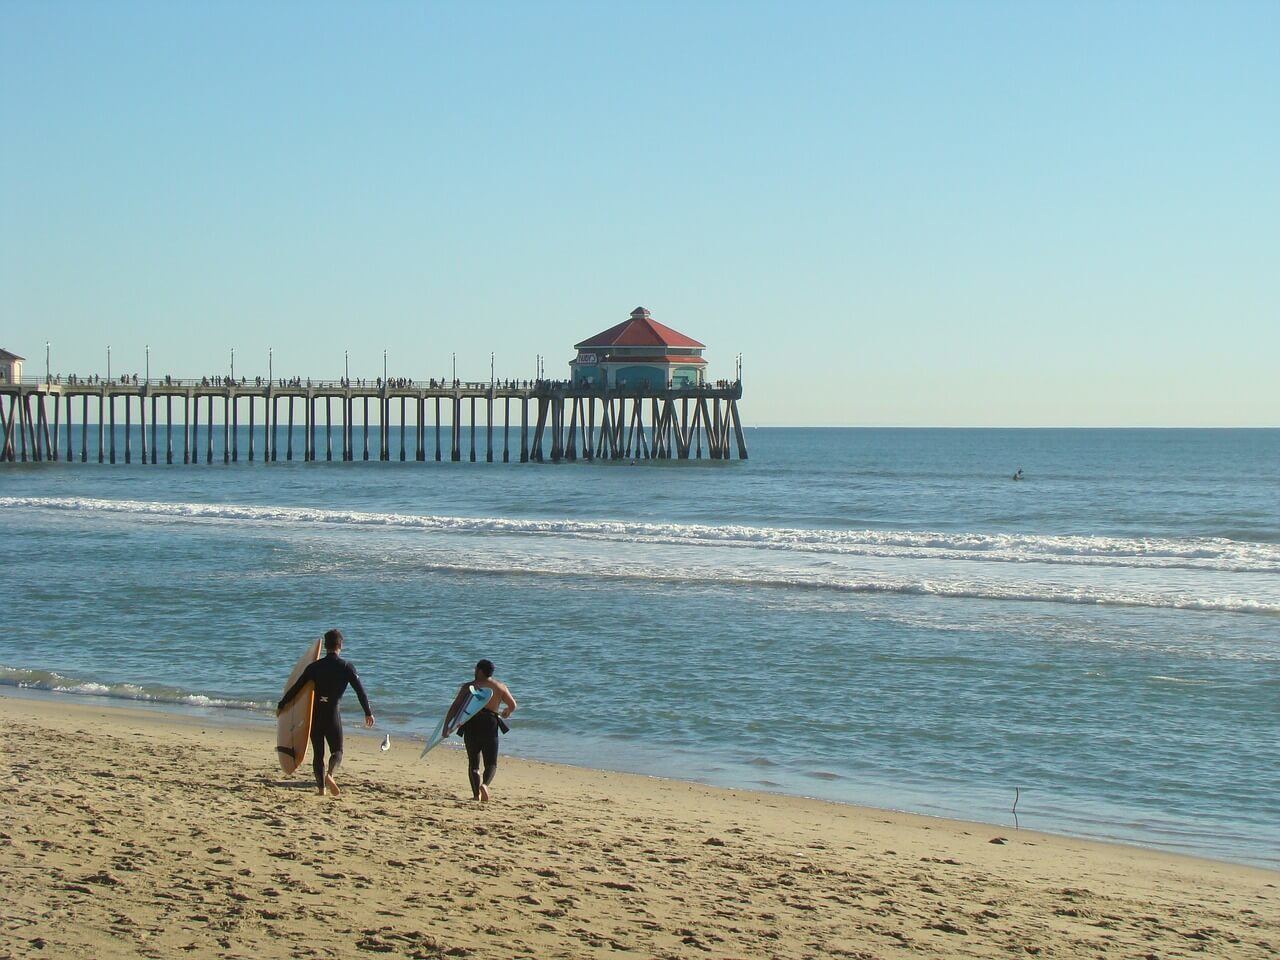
[0,349,23,384]
[570,307,705,390]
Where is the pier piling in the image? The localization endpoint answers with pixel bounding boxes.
[1,380,746,469]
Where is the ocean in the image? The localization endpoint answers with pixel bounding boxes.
[2,427,1277,867]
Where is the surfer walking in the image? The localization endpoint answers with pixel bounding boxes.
[452,659,517,802]
[277,629,375,797]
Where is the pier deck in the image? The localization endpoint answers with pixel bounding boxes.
[0,380,747,464]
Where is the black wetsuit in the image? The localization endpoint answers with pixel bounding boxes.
[278,652,372,789]
[460,709,500,795]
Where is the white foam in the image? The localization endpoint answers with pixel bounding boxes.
[0,665,265,712]
[4,495,1279,574]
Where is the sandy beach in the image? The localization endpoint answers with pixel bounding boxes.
[1,693,1274,960]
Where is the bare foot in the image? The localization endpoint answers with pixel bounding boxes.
[479,784,490,802]
[325,773,342,797]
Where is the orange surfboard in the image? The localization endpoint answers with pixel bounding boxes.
[276,637,324,774]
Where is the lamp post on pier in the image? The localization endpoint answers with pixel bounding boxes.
[230,348,235,381]
[46,341,50,383]
[452,352,456,384]
[145,345,150,384]
[344,350,348,384]
[269,347,273,385]
[107,345,111,382]
[383,349,387,384]
[490,352,494,386]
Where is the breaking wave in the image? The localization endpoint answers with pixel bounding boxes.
[5,495,1280,574]
[0,665,266,712]
[353,553,1280,615]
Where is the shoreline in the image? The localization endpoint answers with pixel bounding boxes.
[3,692,1277,959]
[2,681,1273,872]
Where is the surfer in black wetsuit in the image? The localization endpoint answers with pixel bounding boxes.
[454,659,517,802]
[277,629,375,797]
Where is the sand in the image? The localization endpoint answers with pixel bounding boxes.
[1,693,1275,960]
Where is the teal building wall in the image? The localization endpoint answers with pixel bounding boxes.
[572,364,601,386]
[612,365,667,390]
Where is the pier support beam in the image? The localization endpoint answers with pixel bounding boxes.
[18,395,30,461]
[1,395,16,462]
[362,397,370,461]
[123,395,131,463]
[51,393,61,461]
[270,395,279,461]
[451,396,461,462]
[17,395,29,461]
[416,396,425,461]
[343,396,352,461]
[520,397,528,463]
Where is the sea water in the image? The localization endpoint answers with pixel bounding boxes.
[2,427,1277,867]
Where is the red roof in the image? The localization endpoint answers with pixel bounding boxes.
[575,308,705,350]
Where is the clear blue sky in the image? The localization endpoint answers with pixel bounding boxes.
[2,1,1276,425]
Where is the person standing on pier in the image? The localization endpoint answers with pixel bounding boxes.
[277,629,375,797]
[451,659,517,802]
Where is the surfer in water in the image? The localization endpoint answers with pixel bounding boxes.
[452,659,517,802]
[277,629,375,797]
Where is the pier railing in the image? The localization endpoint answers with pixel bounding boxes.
[15,375,553,390]
[1,378,747,464]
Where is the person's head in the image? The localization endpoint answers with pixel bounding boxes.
[324,629,344,653]
[475,659,495,681]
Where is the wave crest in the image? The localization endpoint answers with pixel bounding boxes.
[4,495,1278,574]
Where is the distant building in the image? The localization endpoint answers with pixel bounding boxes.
[570,307,706,390]
[0,348,23,384]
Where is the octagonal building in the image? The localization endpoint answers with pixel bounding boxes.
[570,307,706,390]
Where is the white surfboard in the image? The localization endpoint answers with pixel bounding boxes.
[420,685,494,758]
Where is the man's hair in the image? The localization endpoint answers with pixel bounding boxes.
[324,629,344,652]
[475,659,495,679]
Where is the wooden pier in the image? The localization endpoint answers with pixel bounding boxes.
[0,379,747,465]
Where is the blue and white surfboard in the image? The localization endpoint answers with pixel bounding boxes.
[420,685,494,758]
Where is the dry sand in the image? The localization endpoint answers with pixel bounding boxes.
[1,693,1275,959]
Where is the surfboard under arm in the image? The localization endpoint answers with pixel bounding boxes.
[420,686,493,759]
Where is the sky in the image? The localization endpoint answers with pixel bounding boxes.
[1,1,1276,426]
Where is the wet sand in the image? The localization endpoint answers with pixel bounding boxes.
[1,694,1275,959]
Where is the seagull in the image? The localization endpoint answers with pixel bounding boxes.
[380,734,391,752]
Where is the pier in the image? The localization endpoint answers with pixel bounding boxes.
[0,379,748,465]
